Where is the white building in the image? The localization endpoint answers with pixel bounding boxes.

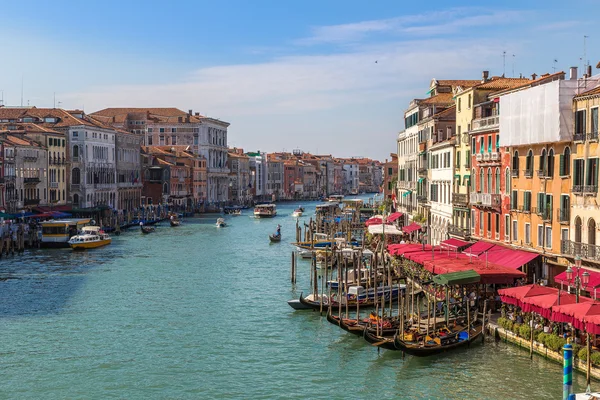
[342,161,359,194]
[397,101,420,217]
[429,140,454,245]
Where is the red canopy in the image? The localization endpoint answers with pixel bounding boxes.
[497,284,557,307]
[402,222,421,234]
[521,292,593,319]
[555,268,600,289]
[552,302,600,331]
[463,241,495,256]
[386,212,403,223]
[365,217,384,226]
[440,238,471,250]
[584,314,600,335]
[484,247,539,269]
[387,244,433,256]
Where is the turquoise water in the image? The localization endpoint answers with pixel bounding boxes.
[0,199,589,399]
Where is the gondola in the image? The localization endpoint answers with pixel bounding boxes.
[393,321,483,356]
[363,327,398,351]
[141,225,155,234]
[339,316,368,336]
[170,219,181,227]
[269,234,281,243]
[326,310,341,327]
[298,286,403,311]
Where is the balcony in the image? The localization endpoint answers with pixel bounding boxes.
[470,192,480,204]
[483,153,490,161]
[448,224,470,239]
[524,169,533,178]
[398,181,416,190]
[573,185,599,195]
[24,177,41,184]
[557,208,570,224]
[532,207,552,222]
[537,169,548,179]
[471,115,499,132]
[476,153,483,162]
[561,240,600,262]
[416,195,428,203]
[418,168,427,176]
[452,193,469,207]
[511,169,519,178]
[462,135,470,144]
[490,152,500,161]
[49,182,59,188]
[24,198,40,206]
[472,193,501,209]
[94,183,114,189]
[573,131,598,142]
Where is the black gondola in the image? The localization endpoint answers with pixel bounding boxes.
[140,225,155,234]
[269,234,281,242]
[170,219,181,227]
[393,322,483,356]
[339,316,368,336]
[363,328,398,351]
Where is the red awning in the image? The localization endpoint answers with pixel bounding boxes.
[463,241,495,256]
[402,222,421,234]
[521,292,593,319]
[498,284,557,308]
[552,302,600,331]
[555,267,600,289]
[440,238,470,250]
[386,212,403,223]
[485,247,539,270]
[365,217,384,226]
[388,244,433,256]
[584,314,600,335]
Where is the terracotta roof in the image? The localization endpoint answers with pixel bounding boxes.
[436,80,481,88]
[2,134,44,148]
[91,108,204,124]
[476,77,532,90]
[575,86,600,99]
[0,122,62,135]
[432,105,456,119]
[0,107,117,129]
[155,158,174,166]
[421,93,454,105]
[491,72,565,97]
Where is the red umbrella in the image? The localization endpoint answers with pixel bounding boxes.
[497,284,557,307]
[521,292,593,319]
[552,302,600,331]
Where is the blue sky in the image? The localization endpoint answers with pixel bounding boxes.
[0,0,597,160]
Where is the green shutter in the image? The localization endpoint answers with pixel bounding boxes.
[595,159,599,186]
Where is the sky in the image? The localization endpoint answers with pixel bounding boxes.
[0,0,597,160]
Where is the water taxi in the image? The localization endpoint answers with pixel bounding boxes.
[291,208,303,218]
[40,218,92,248]
[327,194,344,202]
[254,204,277,218]
[216,218,227,228]
[68,226,111,250]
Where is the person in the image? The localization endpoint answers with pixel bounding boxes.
[276,224,281,237]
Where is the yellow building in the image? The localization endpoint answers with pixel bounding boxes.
[565,85,600,269]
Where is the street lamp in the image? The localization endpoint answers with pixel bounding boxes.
[565,255,590,303]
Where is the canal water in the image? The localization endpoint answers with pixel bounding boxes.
[0,199,589,399]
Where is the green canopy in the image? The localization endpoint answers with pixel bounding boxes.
[417,177,424,183]
[402,191,412,198]
[432,270,481,286]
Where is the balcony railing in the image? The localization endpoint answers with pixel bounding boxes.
[448,224,470,239]
[532,207,553,221]
[452,193,469,207]
[557,208,570,224]
[416,195,428,203]
[573,185,599,195]
[397,181,416,190]
[418,168,427,176]
[524,169,533,178]
[472,193,501,208]
[49,182,59,188]
[24,198,40,206]
[517,206,531,213]
[476,153,483,162]
[24,177,41,184]
[490,152,500,161]
[561,240,600,262]
[470,192,481,204]
[574,132,599,142]
[471,115,499,132]
[511,169,519,178]
[483,153,490,161]
[537,169,547,179]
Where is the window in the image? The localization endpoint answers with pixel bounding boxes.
[526,150,533,173]
[471,138,476,153]
[495,214,499,233]
[458,98,462,112]
[574,159,585,186]
[171,135,177,145]
[545,226,552,248]
[72,145,79,159]
[495,168,500,194]
[495,135,499,151]
[468,94,472,109]
[148,136,153,145]
[159,135,165,145]
[547,149,554,178]
[575,110,587,135]
[72,168,80,185]
[479,169,484,192]
[171,128,177,133]
[505,168,510,194]
[487,213,491,234]
[511,190,518,209]
[560,147,571,176]
[479,137,484,154]
[539,149,547,172]
[524,191,531,212]
[592,108,599,136]
[512,151,519,171]
[72,131,79,138]
[538,225,544,247]
[456,151,461,168]
[148,128,153,133]
[586,158,598,187]
[525,223,531,244]
[487,169,492,194]
[480,211,484,232]
[159,128,165,133]
[471,210,475,230]
[487,136,492,153]
[505,215,510,238]
[465,150,470,168]
[512,220,518,241]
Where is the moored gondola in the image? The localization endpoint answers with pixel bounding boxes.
[393,321,483,356]
[363,327,398,351]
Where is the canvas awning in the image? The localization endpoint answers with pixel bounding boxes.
[555,268,600,289]
[552,302,600,331]
[402,191,412,198]
[386,212,403,223]
[440,238,471,250]
[521,292,593,319]
[497,284,557,307]
[368,224,404,235]
[462,241,495,256]
[402,222,422,233]
[483,246,540,270]
[432,270,481,286]
[365,217,384,226]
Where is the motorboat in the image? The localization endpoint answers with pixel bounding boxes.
[297,249,314,259]
[232,209,242,216]
[254,204,277,218]
[216,218,227,228]
[291,208,303,218]
[68,226,111,250]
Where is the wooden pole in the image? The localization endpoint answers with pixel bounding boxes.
[291,252,295,283]
[467,297,470,340]
[481,299,487,343]
[587,333,592,389]
[529,312,534,358]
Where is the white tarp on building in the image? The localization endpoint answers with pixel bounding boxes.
[499,79,579,146]
[367,224,404,235]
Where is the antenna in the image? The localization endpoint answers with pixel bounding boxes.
[553,59,558,73]
[512,54,516,78]
[0,90,3,106]
[502,51,506,77]
[584,35,589,73]
[53,92,56,108]
[20,76,24,107]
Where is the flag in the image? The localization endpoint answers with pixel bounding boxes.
[391,192,397,212]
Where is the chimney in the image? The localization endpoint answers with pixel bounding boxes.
[188,109,193,115]
[482,70,489,82]
[195,112,200,116]
[587,65,593,78]
[531,73,537,80]
[570,67,578,80]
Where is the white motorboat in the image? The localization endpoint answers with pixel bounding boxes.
[68,226,111,250]
[297,249,314,259]
[291,208,303,218]
[254,204,277,218]
[216,218,227,228]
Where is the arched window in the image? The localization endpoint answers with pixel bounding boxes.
[512,151,519,172]
[163,182,169,195]
[505,168,511,194]
[575,216,583,256]
[526,150,533,173]
[479,169,484,193]
[73,145,79,159]
[72,168,80,185]
[548,149,555,178]
[495,168,500,194]
[590,219,597,258]
[487,168,492,194]
[563,147,571,176]
[539,149,547,172]
[458,98,462,112]
[73,193,79,206]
